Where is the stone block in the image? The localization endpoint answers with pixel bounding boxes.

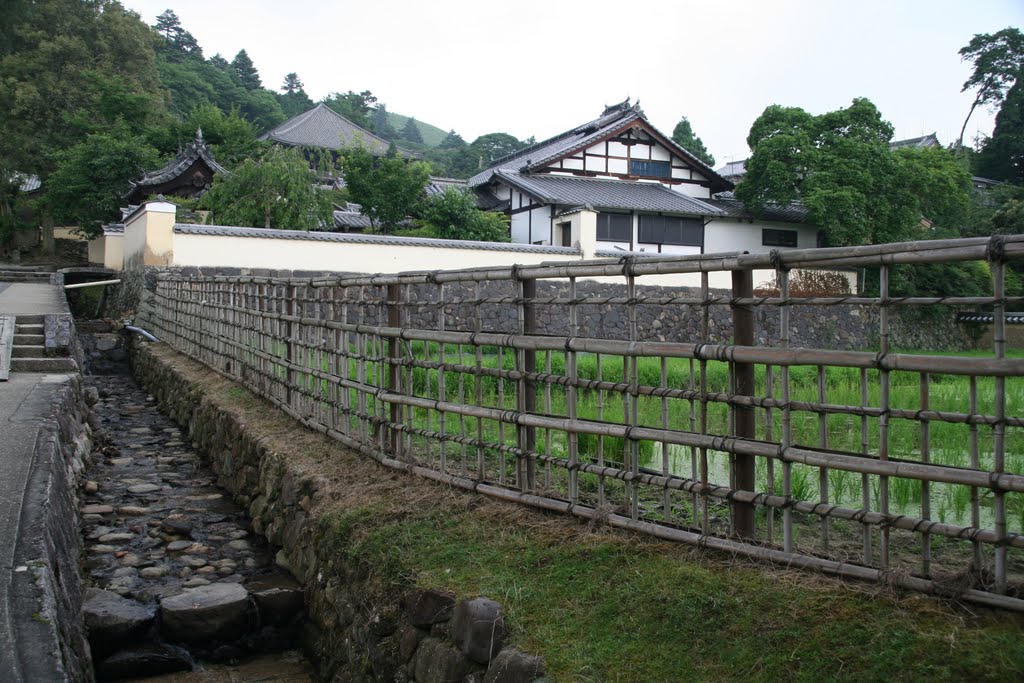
[483,648,546,683]
[413,637,479,683]
[452,598,506,664]
[160,583,251,644]
[404,588,456,627]
[82,588,155,656]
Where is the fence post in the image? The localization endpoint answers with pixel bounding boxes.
[731,268,756,538]
[387,283,402,456]
[520,276,537,491]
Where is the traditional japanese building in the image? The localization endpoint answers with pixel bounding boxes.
[125,129,227,204]
[471,100,818,255]
[261,103,414,160]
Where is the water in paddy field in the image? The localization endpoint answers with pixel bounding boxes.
[651,445,1017,535]
[81,371,316,681]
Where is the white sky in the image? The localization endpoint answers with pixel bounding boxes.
[124,0,1024,166]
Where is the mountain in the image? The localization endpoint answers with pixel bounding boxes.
[386,112,448,148]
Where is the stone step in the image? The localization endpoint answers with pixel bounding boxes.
[13,334,43,345]
[11,345,46,358]
[15,324,43,335]
[9,357,77,373]
[15,315,45,325]
[0,273,51,283]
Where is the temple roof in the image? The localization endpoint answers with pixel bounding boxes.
[262,103,413,157]
[130,129,227,194]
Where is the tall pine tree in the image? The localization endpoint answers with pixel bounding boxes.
[231,49,261,89]
[671,117,715,166]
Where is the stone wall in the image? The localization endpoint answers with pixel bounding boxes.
[12,375,95,682]
[130,343,547,682]
[124,265,976,353]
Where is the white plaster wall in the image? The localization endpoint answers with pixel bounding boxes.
[510,212,531,244]
[171,232,578,273]
[104,235,124,270]
[704,219,818,254]
[670,183,712,199]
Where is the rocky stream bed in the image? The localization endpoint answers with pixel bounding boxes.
[79,373,314,681]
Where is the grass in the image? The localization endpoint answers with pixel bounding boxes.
[329,492,1024,682]
[152,343,1024,683]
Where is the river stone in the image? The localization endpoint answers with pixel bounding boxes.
[452,598,506,664]
[161,516,193,535]
[166,540,192,551]
[160,583,252,643]
[250,578,305,626]
[482,648,546,683]
[128,483,161,494]
[404,589,456,627]
[82,588,156,656]
[82,504,114,515]
[140,566,169,579]
[413,637,479,683]
[119,506,150,516]
[96,644,192,679]
[98,532,135,543]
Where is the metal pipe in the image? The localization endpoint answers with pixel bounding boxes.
[124,325,158,342]
[64,278,121,289]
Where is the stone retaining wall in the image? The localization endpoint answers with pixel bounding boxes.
[127,265,976,353]
[14,375,94,681]
[130,343,547,682]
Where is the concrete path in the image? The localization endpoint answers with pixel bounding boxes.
[0,277,80,679]
[0,282,67,316]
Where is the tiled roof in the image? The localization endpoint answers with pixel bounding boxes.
[468,101,732,192]
[891,133,940,150]
[706,191,809,224]
[474,188,509,211]
[495,170,724,216]
[262,104,413,157]
[333,210,373,230]
[716,159,746,179]
[102,223,124,235]
[425,176,468,197]
[132,130,227,190]
[174,224,579,254]
[18,174,41,193]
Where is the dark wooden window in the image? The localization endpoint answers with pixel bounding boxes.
[629,159,671,178]
[596,213,632,242]
[638,215,703,246]
[762,228,798,247]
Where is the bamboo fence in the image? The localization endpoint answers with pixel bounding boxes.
[146,234,1024,610]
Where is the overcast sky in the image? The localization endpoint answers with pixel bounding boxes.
[124,0,1023,167]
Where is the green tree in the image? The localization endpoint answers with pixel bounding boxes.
[439,130,467,150]
[152,9,202,61]
[419,186,509,241]
[737,98,958,248]
[469,133,523,167]
[957,28,1024,149]
[281,72,303,94]
[231,49,261,90]
[370,104,398,140]
[400,117,424,145]
[199,146,330,229]
[175,105,265,167]
[671,117,715,166]
[45,124,160,238]
[975,71,1024,183]
[322,90,377,130]
[340,144,430,233]
[737,99,970,247]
